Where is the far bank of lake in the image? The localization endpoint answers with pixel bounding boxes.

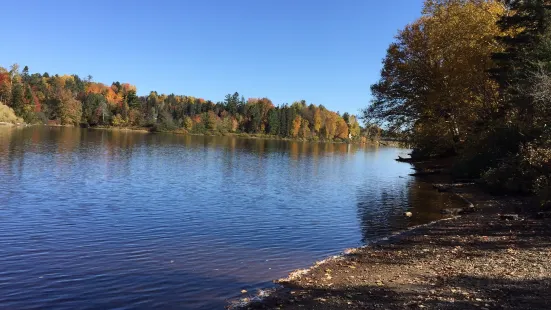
[83,124,404,147]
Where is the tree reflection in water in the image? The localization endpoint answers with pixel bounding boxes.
[356,176,465,244]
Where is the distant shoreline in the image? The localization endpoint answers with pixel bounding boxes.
[38,124,404,147]
[0,122,27,127]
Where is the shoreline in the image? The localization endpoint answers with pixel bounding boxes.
[0,121,27,127]
[230,180,550,309]
[41,124,403,146]
[88,126,150,133]
[228,215,461,310]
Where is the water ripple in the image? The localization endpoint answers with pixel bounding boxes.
[0,127,462,309]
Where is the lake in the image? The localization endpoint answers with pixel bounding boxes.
[0,126,461,309]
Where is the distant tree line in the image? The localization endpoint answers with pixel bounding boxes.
[363,0,551,206]
[0,66,363,141]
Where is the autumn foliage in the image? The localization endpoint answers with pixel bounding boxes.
[1,65,358,140]
[363,0,551,204]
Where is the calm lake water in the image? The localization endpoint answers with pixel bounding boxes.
[0,126,462,309]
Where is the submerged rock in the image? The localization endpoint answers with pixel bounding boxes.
[433,184,452,192]
[441,208,462,215]
[441,207,477,215]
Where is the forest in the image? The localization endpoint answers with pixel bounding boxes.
[363,0,551,205]
[0,65,364,141]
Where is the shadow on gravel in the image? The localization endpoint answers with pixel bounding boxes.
[245,276,551,309]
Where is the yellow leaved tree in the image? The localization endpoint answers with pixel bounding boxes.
[364,0,506,156]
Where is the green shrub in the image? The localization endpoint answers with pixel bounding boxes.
[482,143,551,206]
[182,116,193,131]
[151,110,176,132]
[111,114,127,127]
[408,120,460,159]
[452,126,523,179]
[35,111,48,124]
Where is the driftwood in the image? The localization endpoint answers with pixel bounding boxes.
[412,165,445,171]
[441,206,477,215]
[455,193,475,209]
[440,192,477,215]
[454,178,483,184]
[433,183,475,192]
[409,169,443,177]
[396,156,416,163]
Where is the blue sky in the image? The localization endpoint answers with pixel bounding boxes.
[0,0,423,115]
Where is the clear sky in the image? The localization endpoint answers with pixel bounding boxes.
[0,0,423,115]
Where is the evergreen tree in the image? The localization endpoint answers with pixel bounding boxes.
[267,108,279,135]
[285,106,296,137]
[279,105,288,136]
[11,83,25,116]
[22,66,30,84]
[492,0,551,140]
[224,92,239,115]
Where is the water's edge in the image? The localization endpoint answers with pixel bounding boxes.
[227,189,473,308]
[84,125,402,146]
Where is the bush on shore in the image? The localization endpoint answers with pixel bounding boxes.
[482,143,551,206]
[0,103,24,124]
